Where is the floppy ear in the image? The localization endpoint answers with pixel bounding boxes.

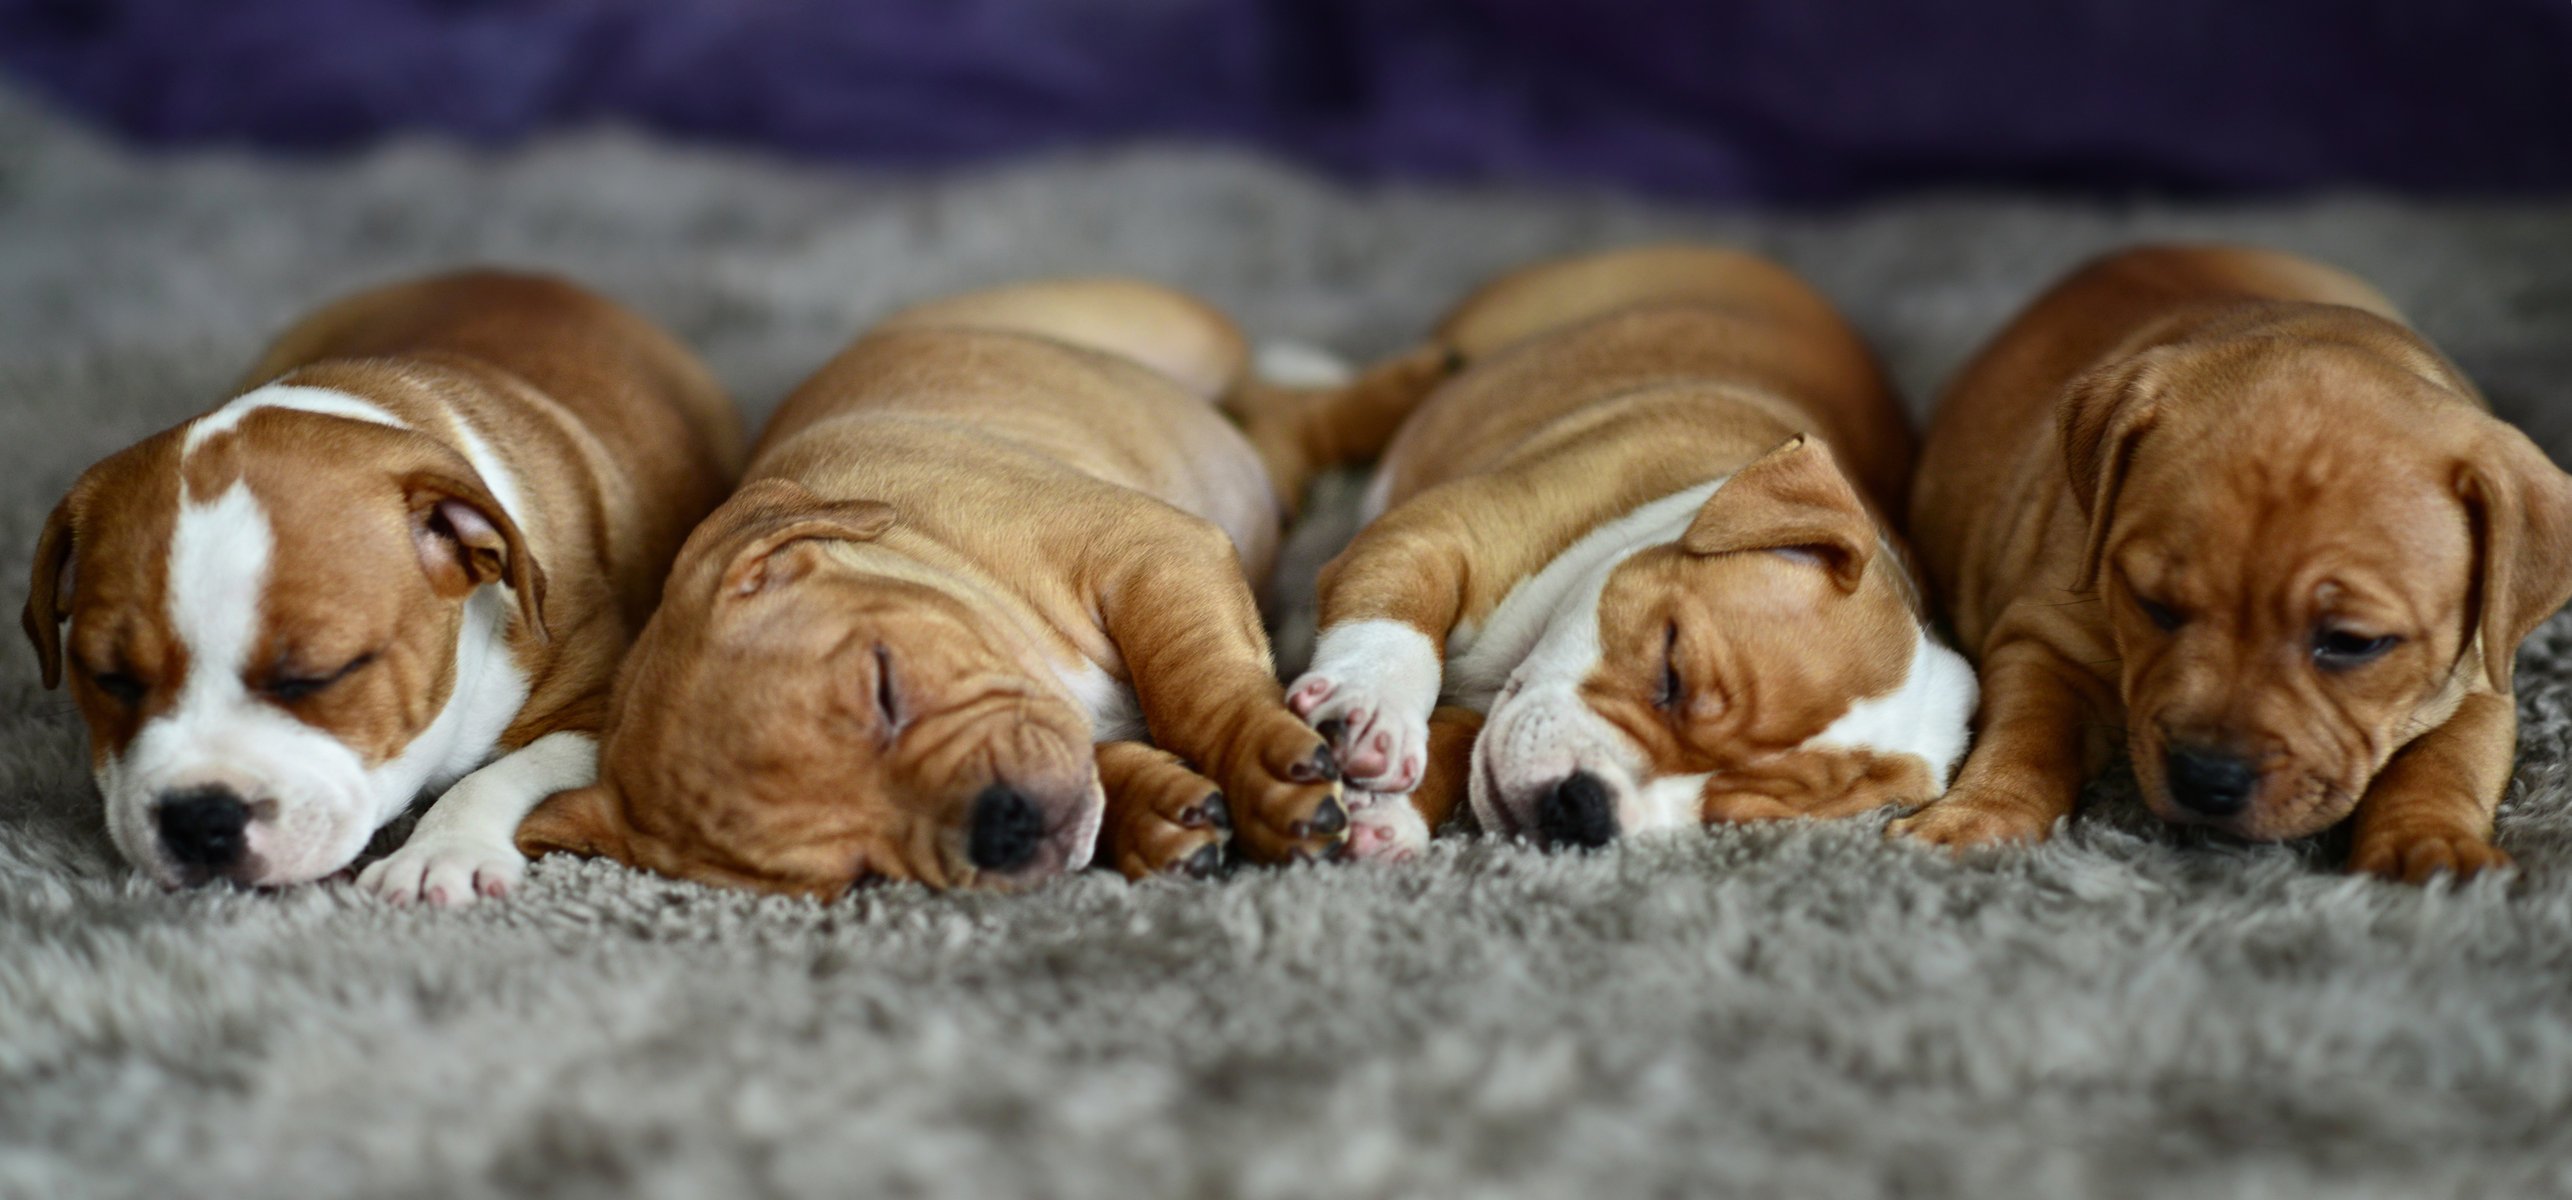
[21,488,80,689]
[405,468,550,640]
[2455,427,2572,688]
[515,783,632,861]
[715,478,898,599]
[2059,352,2168,591]
[1681,435,1877,593]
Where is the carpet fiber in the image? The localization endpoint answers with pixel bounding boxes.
[7,90,2572,1199]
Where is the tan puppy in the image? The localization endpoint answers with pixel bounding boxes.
[1893,245,2572,882]
[23,271,743,902]
[1289,245,1977,860]
[514,279,1434,894]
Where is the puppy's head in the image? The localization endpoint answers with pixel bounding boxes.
[1470,436,1976,846]
[2068,331,2572,839]
[24,388,548,888]
[515,478,1102,897]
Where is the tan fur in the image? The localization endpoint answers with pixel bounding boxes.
[517,278,1369,896]
[1311,245,1937,831]
[1893,244,2572,882]
[27,270,742,774]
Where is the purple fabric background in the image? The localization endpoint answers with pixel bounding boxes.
[4,0,2568,201]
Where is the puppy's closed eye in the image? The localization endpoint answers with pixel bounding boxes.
[2134,595,2185,632]
[2312,628,2400,670]
[872,644,904,733]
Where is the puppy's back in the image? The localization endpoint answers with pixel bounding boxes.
[872,278,1249,405]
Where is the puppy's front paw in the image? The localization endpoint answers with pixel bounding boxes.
[1287,621,1441,792]
[357,833,525,907]
[1345,791,1431,863]
[1886,790,2055,851]
[2348,822,2512,885]
[1103,771,1234,882]
[1218,707,1350,865]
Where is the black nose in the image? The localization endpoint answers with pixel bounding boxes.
[967,784,1046,872]
[2164,746,2259,818]
[1536,771,1618,849]
[157,786,250,875]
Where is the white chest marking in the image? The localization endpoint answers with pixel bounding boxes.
[184,385,408,455]
[1055,658,1146,744]
[1444,479,1727,710]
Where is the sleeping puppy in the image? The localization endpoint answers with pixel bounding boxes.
[1893,244,2572,882]
[1287,245,1976,860]
[514,279,1436,894]
[23,271,744,903]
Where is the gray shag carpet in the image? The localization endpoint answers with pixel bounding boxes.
[8,87,2572,1200]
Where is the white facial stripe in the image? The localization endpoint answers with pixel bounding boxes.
[168,483,271,690]
[184,385,408,455]
[1445,479,1727,709]
[1799,628,1979,790]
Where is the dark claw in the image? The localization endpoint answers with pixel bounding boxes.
[1201,792,1232,831]
[1287,744,1341,784]
[1304,794,1348,837]
[1175,841,1227,879]
[1287,794,1350,841]
[1316,717,1346,743]
[1291,836,1352,865]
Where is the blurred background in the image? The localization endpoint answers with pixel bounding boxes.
[6,0,2571,202]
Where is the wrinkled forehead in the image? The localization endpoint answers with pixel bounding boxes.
[2120,445,2470,603]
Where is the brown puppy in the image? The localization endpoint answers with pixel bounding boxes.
[24,271,743,903]
[1289,245,1976,859]
[1894,245,2572,882]
[515,279,1432,894]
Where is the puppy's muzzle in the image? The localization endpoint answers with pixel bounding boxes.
[2164,745,2260,820]
[1536,770,1618,849]
[155,785,253,883]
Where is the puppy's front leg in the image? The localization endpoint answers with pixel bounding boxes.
[1890,639,2111,850]
[1288,502,1473,795]
[2347,690,2517,883]
[1098,521,1347,864]
[358,730,598,906]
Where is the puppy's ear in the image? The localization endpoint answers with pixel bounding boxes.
[712,478,898,599]
[2060,352,2169,590]
[2455,427,2572,687]
[405,468,550,641]
[22,486,82,690]
[1682,435,1877,593]
[515,783,632,861]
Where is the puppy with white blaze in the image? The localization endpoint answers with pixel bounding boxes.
[1289,245,1977,859]
[24,271,743,904]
